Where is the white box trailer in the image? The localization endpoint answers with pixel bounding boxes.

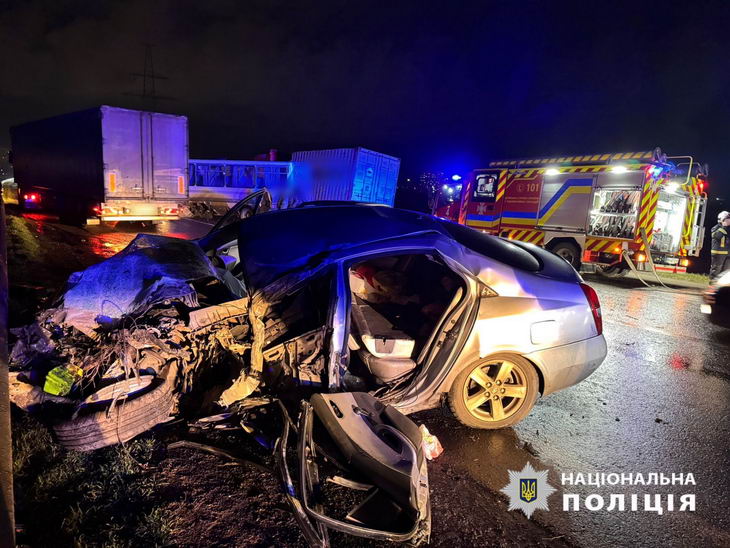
[291,147,400,206]
[11,106,188,223]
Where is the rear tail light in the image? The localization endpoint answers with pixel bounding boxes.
[24,193,39,202]
[580,282,602,335]
[158,207,179,216]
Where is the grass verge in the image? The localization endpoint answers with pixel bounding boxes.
[12,412,177,547]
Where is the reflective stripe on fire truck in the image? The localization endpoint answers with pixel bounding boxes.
[585,238,624,253]
[458,175,474,225]
[489,151,653,167]
[501,211,538,226]
[537,179,593,224]
[513,166,609,175]
[635,174,661,251]
[465,214,500,229]
[499,177,594,226]
[505,229,544,245]
[495,171,508,202]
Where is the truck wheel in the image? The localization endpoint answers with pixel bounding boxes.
[598,264,628,278]
[548,241,581,270]
[53,364,178,451]
[448,354,539,429]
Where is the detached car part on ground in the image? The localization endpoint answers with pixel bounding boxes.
[10,192,606,544]
[277,392,431,545]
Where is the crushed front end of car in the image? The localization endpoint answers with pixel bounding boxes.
[9,229,434,546]
[9,234,257,449]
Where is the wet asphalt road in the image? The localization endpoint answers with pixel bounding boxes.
[83,217,214,257]
[20,213,214,258]
[29,215,730,547]
[424,277,730,547]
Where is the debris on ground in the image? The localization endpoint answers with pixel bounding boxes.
[420,424,444,460]
[167,440,271,473]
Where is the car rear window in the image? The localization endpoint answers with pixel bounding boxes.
[439,221,541,272]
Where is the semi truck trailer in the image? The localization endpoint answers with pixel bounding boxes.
[11,106,188,224]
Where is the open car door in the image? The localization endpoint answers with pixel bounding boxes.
[197,189,272,256]
[206,189,272,235]
[278,392,430,546]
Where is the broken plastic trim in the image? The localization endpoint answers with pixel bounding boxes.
[289,401,430,544]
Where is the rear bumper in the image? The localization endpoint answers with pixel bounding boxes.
[525,334,607,396]
[96,215,179,222]
[95,200,183,222]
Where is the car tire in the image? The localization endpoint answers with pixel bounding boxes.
[548,241,581,270]
[53,364,178,451]
[448,354,539,429]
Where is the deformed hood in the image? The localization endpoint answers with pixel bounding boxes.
[62,234,220,331]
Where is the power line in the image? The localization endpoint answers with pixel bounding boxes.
[124,43,175,110]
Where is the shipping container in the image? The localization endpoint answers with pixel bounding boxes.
[10,106,188,223]
[291,147,400,206]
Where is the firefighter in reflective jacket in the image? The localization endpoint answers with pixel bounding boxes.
[710,211,730,281]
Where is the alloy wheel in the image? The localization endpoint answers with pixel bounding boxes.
[461,359,528,422]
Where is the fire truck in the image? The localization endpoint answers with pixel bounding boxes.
[436,148,707,275]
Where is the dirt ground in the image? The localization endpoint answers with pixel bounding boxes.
[8,213,573,547]
[155,438,572,548]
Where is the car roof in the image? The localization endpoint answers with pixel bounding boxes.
[231,205,579,290]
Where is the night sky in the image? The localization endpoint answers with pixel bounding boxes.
[1,0,729,198]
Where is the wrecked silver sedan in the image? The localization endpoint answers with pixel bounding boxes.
[10,192,606,544]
